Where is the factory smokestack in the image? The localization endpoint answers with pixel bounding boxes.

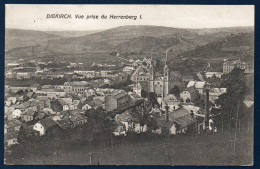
[204,89,210,128]
[165,103,169,121]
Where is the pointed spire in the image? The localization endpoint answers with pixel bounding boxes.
[164,48,171,71]
[150,48,154,71]
[165,50,168,66]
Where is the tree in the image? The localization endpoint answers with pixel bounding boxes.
[215,68,249,133]
[141,89,148,98]
[169,85,180,97]
[186,98,191,103]
[147,92,159,106]
[195,98,205,109]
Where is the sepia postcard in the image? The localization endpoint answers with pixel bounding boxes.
[4,4,254,165]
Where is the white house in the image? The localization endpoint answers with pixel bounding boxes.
[161,94,180,111]
[33,123,45,136]
[12,109,22,119]
[33,118,57,136]
[82,104,93,110]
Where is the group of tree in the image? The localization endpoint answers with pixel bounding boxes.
[169,85,181,98]
[213,68,253,134]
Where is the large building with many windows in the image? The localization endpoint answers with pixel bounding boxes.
[223,58,249,74]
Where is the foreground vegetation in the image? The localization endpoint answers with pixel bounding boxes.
[5,130,253,165]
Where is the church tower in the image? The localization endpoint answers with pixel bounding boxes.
[163,50,170,98]
[149,49,155,92]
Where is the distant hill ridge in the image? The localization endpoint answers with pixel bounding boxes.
[5,25,254,60]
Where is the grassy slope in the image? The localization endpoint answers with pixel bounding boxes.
[6,131,253,165]
[45,30,104,37]
[5,29,63,50]
[179,32,254,62]
[46,25,235,54]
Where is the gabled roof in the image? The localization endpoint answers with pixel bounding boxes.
[194,81,206,89]
[61,98,73,104]
[27,92,34,98]
[60,110,71,117]
[5,101,12,107]
[55,116,72,129]
[51,100,63,112]
[185,87,198,94]
[70,113,87,122]
[16,102,30,109]
[182,74,194,81]
[36,112,46,119]
[31,83,40,88]
[88,98,104,107]
[39,117,57,129]
[36,96,50,101]
[187,81,206,89]
[77,101,86,109]
[130,93,141,99]
[73,100,80,105]
[115,111,132,122]
[182,105,200,114]
[169,71,182,82]
[163,94,179,102]
[174,115,197,130]
[157,120,175,128]
[205,72,222,75]
[57,98,68,106]
[157,114,197,130]
[114,92,128,99]
[29,99,38,107]
[159,108,190,122]
[23,108,36,116]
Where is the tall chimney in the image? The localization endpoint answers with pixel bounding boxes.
[204,88,209,127]
[165,103,169,121]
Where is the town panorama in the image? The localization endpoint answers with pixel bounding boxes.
[4,24,254,165]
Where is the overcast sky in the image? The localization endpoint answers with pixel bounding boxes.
[6,5,254,31]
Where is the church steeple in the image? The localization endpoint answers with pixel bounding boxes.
[150,48,154,70]
[164,49,170,77]
[163,48,170,98]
